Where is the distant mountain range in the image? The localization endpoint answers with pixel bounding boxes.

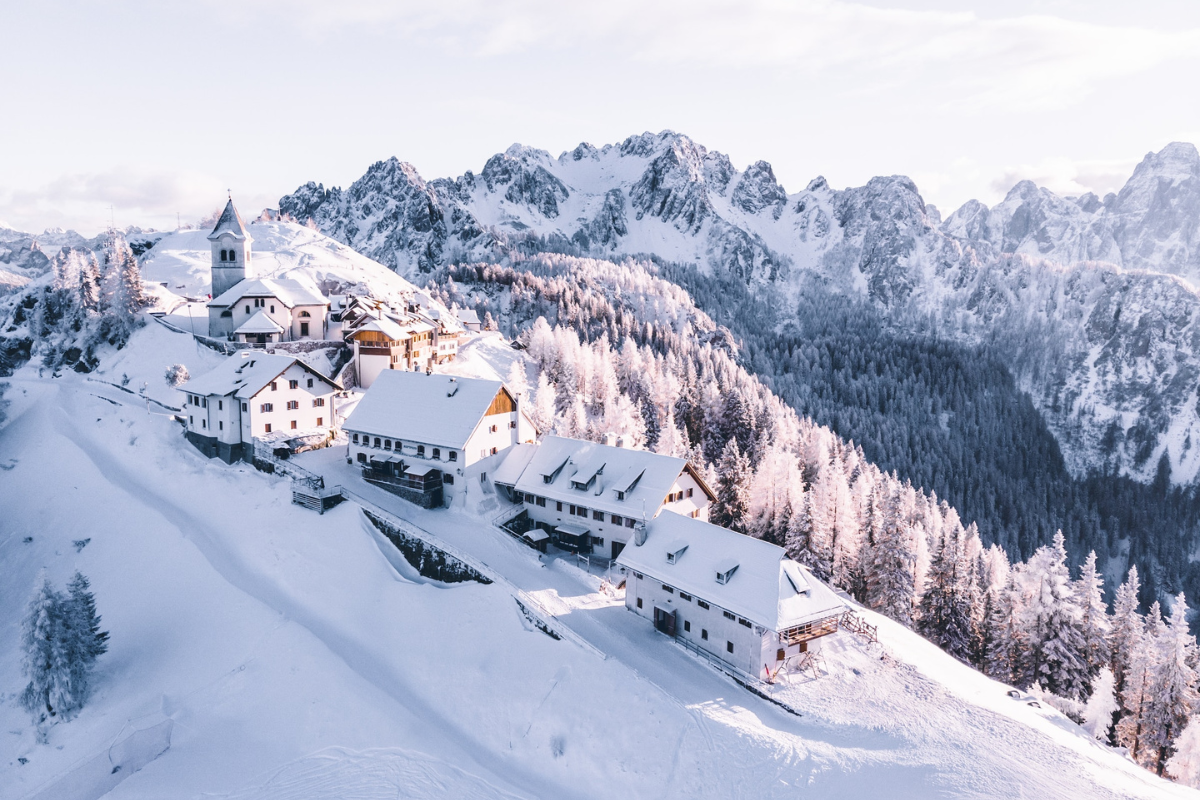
[279,134,1200,486]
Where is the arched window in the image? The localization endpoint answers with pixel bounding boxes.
[384,439,392,450]
[220,249,228,262]
[228,250,236,262]
[352,433,359,444]
[299,311,311,318]
[417,445,425,457]
[374,437,381,448]
[432,448,440,460]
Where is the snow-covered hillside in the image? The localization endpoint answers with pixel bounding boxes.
[137,221,426,305]
[279,135,1200,484]
[0,319,1191,799]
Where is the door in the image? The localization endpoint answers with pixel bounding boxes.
[300,322,309,337]
[654,607,677,637]
[611,540,625,560]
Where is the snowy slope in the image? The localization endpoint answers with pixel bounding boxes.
[0,320,1192,799]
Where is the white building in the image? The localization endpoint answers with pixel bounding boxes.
[182,351,341,463]
[492,435,715,560]
[208,278,330,343]
[340,296,464,387]
[344,371,536,507]
[617,511,846,680]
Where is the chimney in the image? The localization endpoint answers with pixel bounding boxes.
[615,435,626,449]
[604,432,617,447]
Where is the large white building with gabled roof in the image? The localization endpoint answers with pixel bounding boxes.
[182,351,341,463]
[617,511,846,680]
[208,277,330,343]
[493,435,715,560]
[343,371,536,507]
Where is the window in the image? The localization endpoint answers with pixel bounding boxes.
[289,380,298,390]
[662,585,674,594]
[624,518,634,529]
[680,592,692,601]
[417,445,425,457]
[636,597,643,609]
[611,514,622,525]
[684,620,691,633]
[299,311,311,317]
[697,600,710,610]
[594,537,604,546]
[490,447,498,455]
[634,572,643,580]
[286,401,299,410]
[739,618,752,628]
[270,305,275,313]
[374,437,381,447]
[723,611,735,620]
[307,378,314,388]
[443,474,454,485]
[228,251,236,262]
[433,448,440,459]
[593,510,604,521]
[536,496,546,507]
[245,305,250,314]
[290,420,298,430]
[556,501,563,512]
[701,629,708,640]
[202,420,206,428]
[218,400,223,410]
[264,423,272,433]
[489,424,498,433]
[449,451,458,462]
[313,398,325,407]
[202,398,207,408]
[509,421,517,429]
[260,403,273,413]
[686,488,694,498]
[316,417,323,427]
[270,382,277,391]
[241,402,247,412]
[219,421,223,430]
[220,249,228,261]
[726,641,734,654]
[353,433,359,444]
[357,453,366,463]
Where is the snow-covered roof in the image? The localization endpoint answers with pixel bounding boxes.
[343,371,509,449]
[234,309,285,334]
[182,351,340,399]
[456,307,481,325]
[492,443,538,486]
[208,278,328,310]
[505,436,706,518]
[207,199,251,242]
[352,317,409,341]
[617,511,846,632]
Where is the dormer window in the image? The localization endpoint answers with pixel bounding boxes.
[666,541,688,564]
[715,559,739,585]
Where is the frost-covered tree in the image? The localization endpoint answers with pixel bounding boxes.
[918,529,977,663]
[1117,611,1159,766]
[712,439,752,533]
[1082,668,1118,744]
[865,485,917,626]
[1111,566,1143,696]
[983,574,1025,684]
[1021,532,1088,699]
[531,372,557,434]
[66,572,109,669]
[1167,716,1200,788]
[20,577,75,735]
[165,363,189,388]
[1145,594,1200,775]
[1076,551,1111,685]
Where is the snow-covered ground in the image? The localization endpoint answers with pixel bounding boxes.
[0,320,1194,799]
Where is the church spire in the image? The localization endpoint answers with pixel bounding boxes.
[208,197,251,243]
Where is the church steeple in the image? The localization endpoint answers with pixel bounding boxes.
[208,197,252,298]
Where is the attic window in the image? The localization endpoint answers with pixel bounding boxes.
[542,457,570,485]
[666,540,689,564]
[714,559,739,585]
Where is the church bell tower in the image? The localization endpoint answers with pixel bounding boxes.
[208,196,252,298]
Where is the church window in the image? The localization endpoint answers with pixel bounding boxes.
[220,249,228,262]
[299,311,311,317]
[228,251,236,262]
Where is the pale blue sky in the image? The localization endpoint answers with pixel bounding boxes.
[2,0,1198,234]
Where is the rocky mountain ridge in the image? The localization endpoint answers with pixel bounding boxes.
[281,135,1200,485]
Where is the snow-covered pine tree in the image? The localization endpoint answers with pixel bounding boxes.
[505,358,529,402]
[712,438,752,534]
[1117,612,1159,767]
[66,571,109,668]
[1082,667,1119,744]
[984,574,1024,684]
[865,485,917,627]
[1111,566,1143,696]
[78,252,101,312]
[1167,716,1200,788]
[917,529,976,663]
[20,577,79,736]
[531,372,557,435]
[1144,593,1200,775]
[1021,532,1089,699]
[1076,550,1112,686]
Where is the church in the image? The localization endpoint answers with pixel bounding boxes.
[204,198,330,344]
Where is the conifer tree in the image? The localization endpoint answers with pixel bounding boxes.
[713,438,752,533]
[1167,716,1200,788]
[1111,566,1143,696]
[66,572,109,667]
[918,530,975,663]
[1145,594,1200,775]
[1076,550,1112,685]
[1082,667,1119,744]
[20,577,73,734]
[1117,613,1159,767]
[984,574,1024,684]
[1022,532,1088,698]
[865,487,917,626]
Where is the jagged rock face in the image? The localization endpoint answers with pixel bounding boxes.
[280,135,1200,484]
